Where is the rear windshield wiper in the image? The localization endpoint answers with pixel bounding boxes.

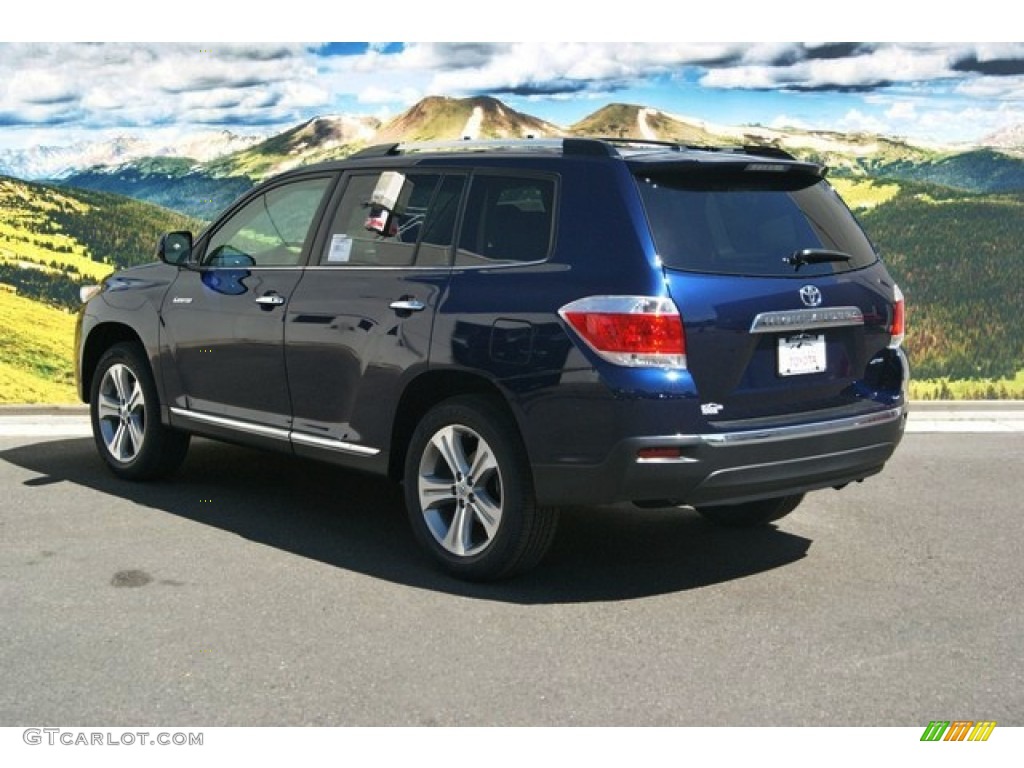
[784,248,852,271]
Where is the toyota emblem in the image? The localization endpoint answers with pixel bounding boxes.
[799,285,822,307]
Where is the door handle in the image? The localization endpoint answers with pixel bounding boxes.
[389,299,426,313]
[255,294,286,306]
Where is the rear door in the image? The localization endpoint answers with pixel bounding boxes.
[284,169,466,462]
[634,165,902,423]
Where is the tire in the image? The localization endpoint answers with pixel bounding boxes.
[89,342,190,480]
[404,395,558,581]
[696,494,805,528]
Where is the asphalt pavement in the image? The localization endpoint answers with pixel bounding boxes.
[0,406,1021,725]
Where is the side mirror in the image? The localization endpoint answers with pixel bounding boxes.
[157,231,193,266]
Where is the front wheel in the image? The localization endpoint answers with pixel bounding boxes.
[90,342,190,480]
[404,396,558,581]
[696,494,805,527]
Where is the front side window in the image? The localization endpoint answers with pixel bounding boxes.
[456,175,555,266]
[204,177,333,267]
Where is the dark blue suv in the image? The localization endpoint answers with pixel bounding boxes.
[75,138,908,580]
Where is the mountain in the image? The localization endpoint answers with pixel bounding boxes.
[860,149,1024,194]
[980,123,1024,153]
[62,157,253,221]
[35,95,1024,206]
[570,103,723,144]
[0,130,264,181]
[374,96,562,143]
[207,115,381,180]
[4,95,1024,400]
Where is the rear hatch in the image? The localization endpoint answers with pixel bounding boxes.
[632,156,904,424]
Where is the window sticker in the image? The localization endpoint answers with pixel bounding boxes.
[326,233,353,263]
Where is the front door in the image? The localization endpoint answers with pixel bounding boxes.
[160,175,335,432]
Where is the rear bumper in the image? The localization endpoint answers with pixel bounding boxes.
[531,404,907,506]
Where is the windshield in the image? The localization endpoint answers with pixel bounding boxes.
[635,173,878,277]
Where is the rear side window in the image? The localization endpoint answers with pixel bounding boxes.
[456,174,555,266]
[322,172,465,267]
[636,173,878,276]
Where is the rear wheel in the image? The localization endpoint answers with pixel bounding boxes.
[696,494,804,527]
[90,342,190,480]
[404,395,558,581]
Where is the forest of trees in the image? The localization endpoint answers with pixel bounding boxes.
[47,187,199,268]
[859,185,1024,379]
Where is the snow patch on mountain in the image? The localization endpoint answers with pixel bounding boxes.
[0,130,265,180]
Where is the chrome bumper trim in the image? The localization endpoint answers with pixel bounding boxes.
[700,406,905,447]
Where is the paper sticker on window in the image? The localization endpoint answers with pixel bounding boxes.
[326,234,353,263]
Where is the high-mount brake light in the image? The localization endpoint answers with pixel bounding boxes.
[745,162,788,172]
[890,285,905,348]
[558,296,687,368]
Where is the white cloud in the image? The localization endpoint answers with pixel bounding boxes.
[836,109,889,135]
[3,42,1024,149]
[702,46,954,91]
[357,85,422,105]
[0,42,320,132]
[885,101,917,121]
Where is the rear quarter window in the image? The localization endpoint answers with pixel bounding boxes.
[635,172,878,277]
[455,174,556,266]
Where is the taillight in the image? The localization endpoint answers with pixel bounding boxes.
[558,296,686,368]
[889,285,905,348]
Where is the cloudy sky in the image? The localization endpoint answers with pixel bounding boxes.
[2,41,1023,150]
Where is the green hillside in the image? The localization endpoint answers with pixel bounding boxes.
[2,175,198,294]
[854,183,1024,381]
[0,178,199,402]
[62,158,252,220]
[0,287,77,403]
[870,149,1024,193]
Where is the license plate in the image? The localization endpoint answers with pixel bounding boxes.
[778,334,826,376]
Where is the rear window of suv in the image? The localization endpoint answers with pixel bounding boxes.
[635,171,878,277]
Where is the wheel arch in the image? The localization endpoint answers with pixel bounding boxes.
[388,369,521,482]
[80,323,146,404]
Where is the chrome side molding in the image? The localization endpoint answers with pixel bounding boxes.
[169,407,380,457]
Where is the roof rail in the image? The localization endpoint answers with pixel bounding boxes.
[347,137,800,163]
[349,137,622,160]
